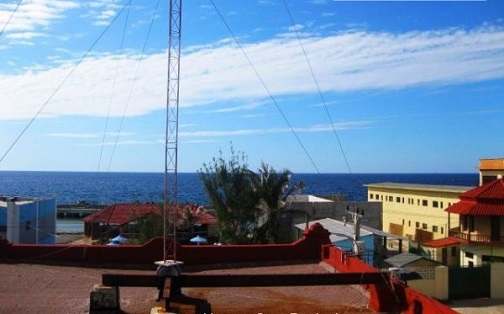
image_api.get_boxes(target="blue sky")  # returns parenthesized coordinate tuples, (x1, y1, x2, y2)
(0, 0, 503, 174)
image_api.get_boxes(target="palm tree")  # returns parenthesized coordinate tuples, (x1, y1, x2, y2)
(254, 162, 304, 243)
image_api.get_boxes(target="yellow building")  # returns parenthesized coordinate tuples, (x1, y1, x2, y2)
(365, 183, 471, 243)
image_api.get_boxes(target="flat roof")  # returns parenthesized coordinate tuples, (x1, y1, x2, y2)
(0, 262, 371, 313)
(288, 195, 333, 203)
(295, 218, 402, 241)
(364, 182, 473, 193)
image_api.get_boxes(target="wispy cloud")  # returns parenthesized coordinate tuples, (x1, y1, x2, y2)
(1, 24, 503, 121)
(45, 131, 136, 139)
(179, 120, 372, 139)
(45, 132, 100, 139)
(0, 0, 79, 44)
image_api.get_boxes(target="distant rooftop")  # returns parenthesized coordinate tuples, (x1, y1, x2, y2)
(0, 196, 54, 207)
(295, 218, 371, 243)
(479, 158, 504, 170)
(288, 195, 333, 203)
(364, 182, 473, 193)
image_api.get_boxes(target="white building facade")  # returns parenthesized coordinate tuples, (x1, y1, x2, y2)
(0, 197, 57, 244)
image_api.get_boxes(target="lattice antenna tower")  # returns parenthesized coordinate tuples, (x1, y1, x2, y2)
(163, 0, 182, 263)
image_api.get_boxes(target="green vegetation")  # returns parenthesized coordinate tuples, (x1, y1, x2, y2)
(199, 147, 304, 244)
(131, 212, 164, 244)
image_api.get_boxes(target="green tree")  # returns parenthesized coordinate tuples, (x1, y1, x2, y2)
(254, 162, 305, 243)
(178, 205, 206, 241)
(199, 148, 261, 244)
(133, 212, 164, 244)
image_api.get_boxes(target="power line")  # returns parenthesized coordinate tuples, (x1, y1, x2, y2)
(209, 0, 320, 174)
(0, 2, 131, 166)
(106, 0, 163, 172)
(0, 0, 23, 40)
(96, 0, 133, 173)
(282, 0, 353, 175)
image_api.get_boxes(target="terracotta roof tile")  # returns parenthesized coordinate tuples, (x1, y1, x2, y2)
(83, 203, 217, 225)
(446, 178, 504, 216)
(422, 237, 463, 248)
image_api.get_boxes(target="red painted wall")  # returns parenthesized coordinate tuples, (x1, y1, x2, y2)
(321, 244, 458, 314)
(0, 223, 331, 268)
(0, 224, 457, 313)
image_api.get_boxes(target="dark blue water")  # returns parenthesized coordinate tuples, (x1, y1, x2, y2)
(0, 171, 479, 205)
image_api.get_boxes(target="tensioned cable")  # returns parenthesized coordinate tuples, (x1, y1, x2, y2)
(106, 0, 163, 172)
(0, 2, 131, 166)
(282, 0, 353, 175)
(0, 0, 23, 39)
(96, 0, 132, 173)
(209, 0, 320, 174)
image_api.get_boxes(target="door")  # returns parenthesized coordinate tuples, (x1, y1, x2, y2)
(442, 248, 448, 265)
(491, 216, 501, 242)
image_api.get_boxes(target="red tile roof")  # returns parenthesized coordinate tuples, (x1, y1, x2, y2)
(83, 203, 217, 225)
(421, 237, 463, 248)
(446, 178, 504, 216)
(83, 203, 160, 225)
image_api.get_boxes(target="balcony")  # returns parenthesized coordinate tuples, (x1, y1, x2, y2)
(449, 229, 504, 246)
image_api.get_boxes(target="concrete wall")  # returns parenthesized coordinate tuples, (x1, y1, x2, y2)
(422, 245, 460, 267)
(407, 266, 449, 300)
(491, 263, 504, 299)
(284, 200, 382, 230)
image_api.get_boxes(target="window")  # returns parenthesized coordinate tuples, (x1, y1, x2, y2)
(441, 227, 444, 234)
(451, 246, 457, 257)
(370, 194, 374, 199)
(433, 201, 439, 208)
(422, 223, 428, 230)
(416, 222, 420, 228)
(408, 220, 411, 227)
(432, 225, 438, 233)
(389, 196, 393, 202)
(396, 197, 401, 203)
(422, 200, 428, 206)
(465, 252, 474, 258)
(402, 219, 405, 225)
(440, 202, 444, 208)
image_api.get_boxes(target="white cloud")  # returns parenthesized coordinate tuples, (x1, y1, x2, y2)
(0, 0, 79, 38)
(0, 24, 503, 121)
(179, 121, 372, 139)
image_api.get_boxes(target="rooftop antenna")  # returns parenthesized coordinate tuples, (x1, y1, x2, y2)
(155, 0, 183, 272)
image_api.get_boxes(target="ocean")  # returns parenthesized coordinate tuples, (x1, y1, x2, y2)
(0, 171, 478, 205)
(0, 171, 479, 233)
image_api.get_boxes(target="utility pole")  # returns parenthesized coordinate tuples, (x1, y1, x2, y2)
(346, 205, 365, 258)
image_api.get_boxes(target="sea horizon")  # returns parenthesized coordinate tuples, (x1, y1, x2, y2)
(1, 170, 479, 234)
(1, 171, 479, 205)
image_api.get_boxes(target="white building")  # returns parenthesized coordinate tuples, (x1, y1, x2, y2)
(0, 197, 57, 244)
